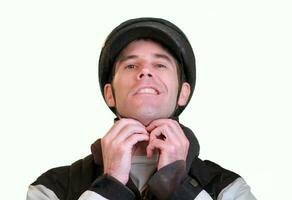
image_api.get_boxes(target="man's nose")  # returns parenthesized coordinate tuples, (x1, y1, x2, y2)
(137, 68, 153, 79)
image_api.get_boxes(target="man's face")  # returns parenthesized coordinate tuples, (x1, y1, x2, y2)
(104, 40, 190, 125)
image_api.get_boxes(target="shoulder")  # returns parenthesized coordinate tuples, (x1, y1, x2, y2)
(31, 165, 69, 199)
(189, 158, 241, 199)
(30, 155, 101, 200)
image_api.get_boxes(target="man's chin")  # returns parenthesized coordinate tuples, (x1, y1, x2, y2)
(125, 111, 168, 126)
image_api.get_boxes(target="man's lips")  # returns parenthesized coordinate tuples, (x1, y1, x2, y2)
(135, 87, 160, 95)
(136, 88, 159, 95)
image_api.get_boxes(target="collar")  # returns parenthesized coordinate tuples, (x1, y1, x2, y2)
(179, 123, 200, 171)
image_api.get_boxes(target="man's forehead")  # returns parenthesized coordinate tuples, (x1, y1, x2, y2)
(116, 39, 177, 63)
(118, 53, 174, 63)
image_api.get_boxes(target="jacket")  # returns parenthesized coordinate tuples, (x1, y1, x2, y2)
(27, 124, 256, 200)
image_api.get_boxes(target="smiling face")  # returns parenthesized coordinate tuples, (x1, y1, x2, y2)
(104, 39, 190, 125)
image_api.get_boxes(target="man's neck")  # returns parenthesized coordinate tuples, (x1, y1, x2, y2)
(115, 115, 155, 126)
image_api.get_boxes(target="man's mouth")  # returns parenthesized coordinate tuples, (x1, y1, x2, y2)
(135, 87, 160, 95)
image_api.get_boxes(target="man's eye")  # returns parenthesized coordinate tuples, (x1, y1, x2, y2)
(125, 64, 136, 69)
(156, 64, 167, 68)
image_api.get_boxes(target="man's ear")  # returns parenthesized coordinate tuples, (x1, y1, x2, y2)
(104, 83, 115, 107)
(178, 82, 191, 106)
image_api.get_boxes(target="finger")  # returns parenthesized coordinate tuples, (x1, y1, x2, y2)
(148, 119, 183, 139)
(150, 124, 178, 142)
(106, 118, 145, 139)
(147, 119, 169, 132)
(124, 133, 149, 148)
(113, 124, 148, 143)
(146, 122, 157, 132)
(146, 139, 166, 158)
(147, 119, 179, 132)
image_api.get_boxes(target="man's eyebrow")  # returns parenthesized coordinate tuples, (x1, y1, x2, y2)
(153, 53, 173, 63)
(117, 53, 174, 64)
(118, 55, 138, 63)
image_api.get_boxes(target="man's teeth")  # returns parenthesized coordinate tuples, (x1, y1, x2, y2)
(137, 88, 158, 94)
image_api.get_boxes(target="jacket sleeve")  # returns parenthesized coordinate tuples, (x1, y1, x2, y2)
(148, 160, 206, 200)
(26, 184, 109, 200)
(147, 161, 256, 200)
(27, 175, 135, 200)
(81, 174, 135, 200)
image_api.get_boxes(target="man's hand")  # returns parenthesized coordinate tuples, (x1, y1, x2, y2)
(101, 118, 149, 184)
(146, 119, 189, 170)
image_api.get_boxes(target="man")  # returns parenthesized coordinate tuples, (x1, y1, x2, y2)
(27, 18, 256, 200)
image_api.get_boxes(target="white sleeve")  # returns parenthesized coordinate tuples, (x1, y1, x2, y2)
(27, 185, 59, 200)
(195, 190, 214, 200)
(27, 185, 108, 200)
(217, 177, 257, 200)
(78, 191, 108, 200)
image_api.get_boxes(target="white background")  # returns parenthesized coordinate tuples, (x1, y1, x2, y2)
(0, 0, 291, 199)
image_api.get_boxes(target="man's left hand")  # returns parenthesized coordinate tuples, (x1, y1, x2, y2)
(146, 119, 189, 170)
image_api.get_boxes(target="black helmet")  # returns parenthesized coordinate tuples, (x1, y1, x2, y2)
(99, 17, 196, 116)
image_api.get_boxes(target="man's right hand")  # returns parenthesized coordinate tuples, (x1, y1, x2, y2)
(101, 118, 149, 185)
